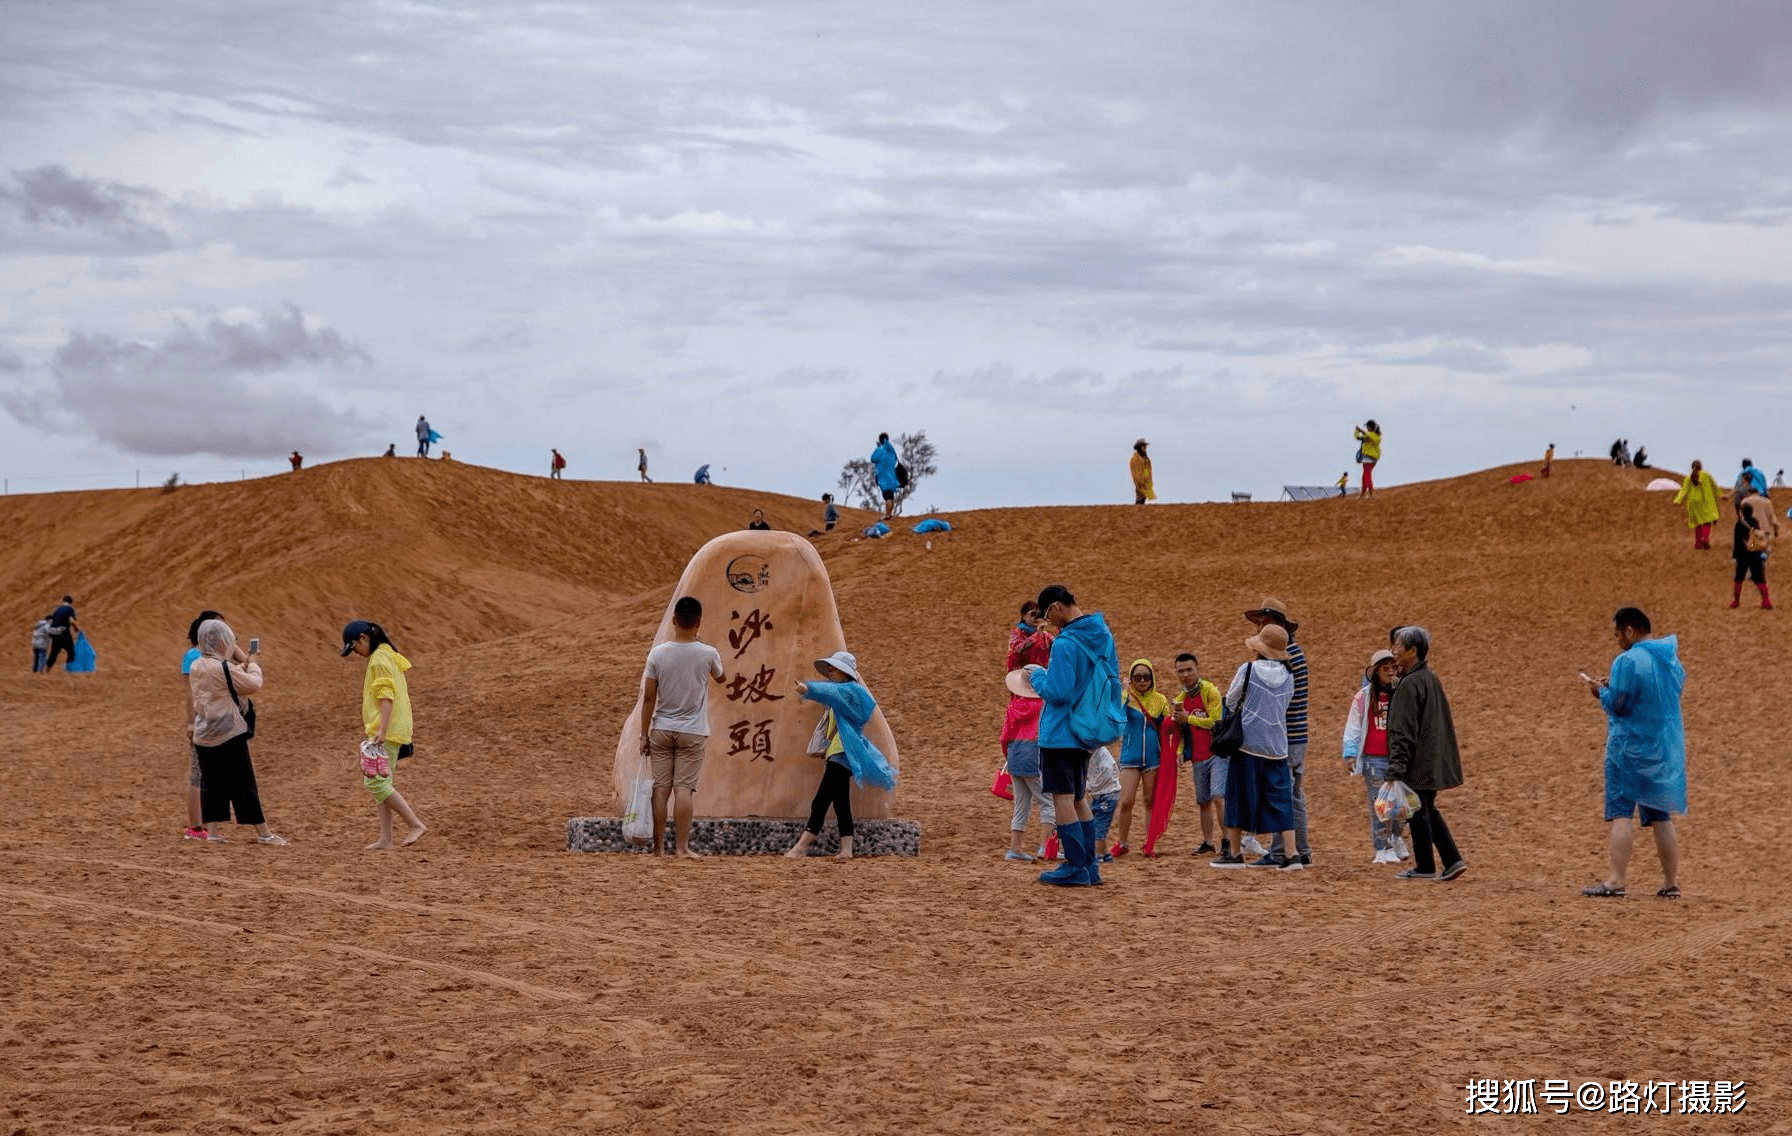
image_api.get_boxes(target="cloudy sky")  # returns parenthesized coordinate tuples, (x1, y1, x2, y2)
(3, 1, 1790, 506)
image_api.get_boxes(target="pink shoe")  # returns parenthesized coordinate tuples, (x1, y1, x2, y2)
(183, 827, 210, 841)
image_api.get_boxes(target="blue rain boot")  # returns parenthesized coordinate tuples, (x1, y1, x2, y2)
(1080, 819, 1103, 886)
(1038, 823, 1090, 885)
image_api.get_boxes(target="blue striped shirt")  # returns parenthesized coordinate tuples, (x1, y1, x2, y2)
(1285, 639, 1309, 745)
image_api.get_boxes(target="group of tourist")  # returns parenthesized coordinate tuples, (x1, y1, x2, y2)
(1674, 457, 1780, 609)
(1130, 420, 1382, 504)
(994, 588, 1689, 896)
(172, 609, 426, 850)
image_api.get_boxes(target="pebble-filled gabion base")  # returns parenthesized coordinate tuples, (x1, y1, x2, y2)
(566, 816, 922, 856)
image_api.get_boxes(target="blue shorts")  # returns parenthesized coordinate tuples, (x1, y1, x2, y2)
(1004, 739, 1041, 778)
(1089, 791, 1119, 841)
(1040, 747, 1090, 799)
(1118, 745, 1160, 771)
(1605, 799, 1672, 826)
(1194, 756, 1228, 804)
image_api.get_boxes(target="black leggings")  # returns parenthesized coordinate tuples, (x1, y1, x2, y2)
(1408, 788, 1461, 874)
(43, 633, 75, 670)
(195, 733, 266, 826)
(805, 761, 854, 837)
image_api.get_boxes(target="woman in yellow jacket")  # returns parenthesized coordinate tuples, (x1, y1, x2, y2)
(1353, 420, 1382, 497)
(341, 619, 427, 849)
(1130, 439, 1156, 505)
(1673, 459, 1721, 549)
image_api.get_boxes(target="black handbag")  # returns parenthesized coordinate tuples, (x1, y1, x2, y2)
(1208, 662, 1251, 757)
(222, 661, 257, 740)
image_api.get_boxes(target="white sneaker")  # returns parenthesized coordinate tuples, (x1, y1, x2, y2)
(1393, 836, 1410, 860)
(1241, 835, 1268, 857)
(1373, 848, 1400, 864)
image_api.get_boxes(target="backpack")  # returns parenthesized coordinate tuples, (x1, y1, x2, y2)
(895, 461, 911, 488)
(1061, 635, 1125, 749)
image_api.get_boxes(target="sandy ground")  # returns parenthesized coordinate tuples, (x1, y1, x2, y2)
(1, 457, 1785, 1134)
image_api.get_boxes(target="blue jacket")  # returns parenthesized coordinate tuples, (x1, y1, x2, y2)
(1599, 636, 1688, 816)
(802, 680, 897, 790)
(1029, 613, 1122, 750)
(1742, 464, 1768, 497)
(871, 441, 901, 493)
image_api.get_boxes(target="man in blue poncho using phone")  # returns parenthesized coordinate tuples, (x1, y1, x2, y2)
(1580, 606, 1687, 900)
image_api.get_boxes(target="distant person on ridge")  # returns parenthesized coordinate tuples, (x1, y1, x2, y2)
(1335, 471, 1348, 497)
(1353, 420, 1381, 497)
(809, 493, 838, 537)
(1776, 469, 1787, 489)
(747, 509, 771, 531)
(1386, 626, 1466, 882)
(693, 464, 712, 485)
(289, 450, 303, 472)
(40, 595, 79, 672)
(1673, 460, 1721, 549)
(638, 447, 651, 483)
(1580, 607, 1685, 899)
(550, 449, 565, 480)
(1129, 439, 1155, 505)
(1542, 443, 1555, 478)
(1633, 445, 1650, 470)
(382, 444, 396, 458)
(871, 433, 902, 520)
(1735, 457, 1768, 505)
(416, 415, 432, 458)
(1732, 492, 1777, 609)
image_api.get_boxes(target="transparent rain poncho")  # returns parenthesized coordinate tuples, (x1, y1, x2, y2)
(1600, 635, 1689, 816)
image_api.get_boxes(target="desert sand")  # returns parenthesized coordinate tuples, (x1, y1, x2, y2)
(0, 457, 1783, 1134)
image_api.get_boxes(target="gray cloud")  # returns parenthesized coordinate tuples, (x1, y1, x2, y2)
(1, 306, 373, 458)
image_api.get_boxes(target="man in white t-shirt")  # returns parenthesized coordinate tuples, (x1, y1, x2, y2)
(638, 596, 725, 857)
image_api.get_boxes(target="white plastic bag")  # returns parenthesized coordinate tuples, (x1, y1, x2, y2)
(621, 766, 655, 845)
(1374, 779, 1420, 823)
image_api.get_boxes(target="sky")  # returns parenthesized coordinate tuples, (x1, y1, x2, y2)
(3, 1, 1791, 507)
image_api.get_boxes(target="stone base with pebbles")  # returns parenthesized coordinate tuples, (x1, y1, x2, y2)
(566, 817, 922, 857)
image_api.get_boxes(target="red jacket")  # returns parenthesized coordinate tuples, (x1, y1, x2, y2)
(1001, 624, 1052, 745)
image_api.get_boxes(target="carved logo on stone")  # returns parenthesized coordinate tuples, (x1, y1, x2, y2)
(726, 555, 771, 593)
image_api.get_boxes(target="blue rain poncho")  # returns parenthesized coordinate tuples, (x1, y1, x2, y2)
(1599, 635, 1688, 816)
(913, 518, 951, 534)
(66, 632, 97, 673)
(801, 680, 897, 790)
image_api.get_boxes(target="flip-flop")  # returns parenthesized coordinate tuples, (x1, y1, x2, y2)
(1656, 886, 1682, 900)
(1581, 882, 1626, 898)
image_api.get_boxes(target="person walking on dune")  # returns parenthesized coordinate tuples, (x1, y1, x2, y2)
(1732, 492, 1778, 609)
(1734, 457, 1768, 505)
(550, 449, 566, 480)
(1353, 420, 1381, 497)
(871, 433, 902, 520)
(1580, 607, 1686, 899)
(416, 415, 432, 458)
(1023, 584, 1123, 887)
(1674, 460, 1721, 549)
(1386, 626, 1465, 881)
(1542, 443, 1555, 479)
(343, 620, 427, 849)
(639, 597, 725, 858)
(1129, 439, 1155, 505)
(638, 448, 651, 483)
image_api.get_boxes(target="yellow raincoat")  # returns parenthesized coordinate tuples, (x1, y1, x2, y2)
(1673, 470, 1720, 529)
(1130, 450, 1156, 502)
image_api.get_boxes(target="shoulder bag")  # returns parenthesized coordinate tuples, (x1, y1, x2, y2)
(222, 660, 257, 740)
(1208, 663, 1251, 757)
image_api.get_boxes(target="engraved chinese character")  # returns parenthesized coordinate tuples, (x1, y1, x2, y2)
(726, 718, 775, 762)
(726, 664, 787, 704)
(728, 608, 774, 660)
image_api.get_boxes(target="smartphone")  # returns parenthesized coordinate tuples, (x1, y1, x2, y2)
(249, 638, 260, 654)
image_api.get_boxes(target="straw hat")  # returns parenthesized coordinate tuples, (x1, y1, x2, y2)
(1244, 596, 1299, 632)
(1005, 666, 1041, 698)
(814, 650, 862, 682)
(1245, 623, 1291, 661)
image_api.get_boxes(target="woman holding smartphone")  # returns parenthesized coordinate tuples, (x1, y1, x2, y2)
(187, 618, 286, 844)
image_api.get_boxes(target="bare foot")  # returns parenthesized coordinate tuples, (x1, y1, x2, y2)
(366, 839, 393, 850)
(833, 850, 852, 862)
(783, 844, 809, 859)
(401, 825, 428, 847)
(678, 849, 704, 860)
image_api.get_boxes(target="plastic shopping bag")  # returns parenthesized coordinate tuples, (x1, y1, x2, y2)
(990, 766, 1014, 800)
(1374, 779, 1420, 823)
(621, 766, 655, 845)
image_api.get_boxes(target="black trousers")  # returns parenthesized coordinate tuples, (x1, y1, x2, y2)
(195, 733, 266, 826)
(43, 632, 75, 670)
(1409, 788, 1461, 874)
(805, 761, 854, 837)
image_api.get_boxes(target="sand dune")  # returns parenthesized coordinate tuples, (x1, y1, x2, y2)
(1, 457, 1783, 1133)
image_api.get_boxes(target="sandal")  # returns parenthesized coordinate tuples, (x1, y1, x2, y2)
(1656, 886, 1682, 900)
(256, 833, 289, 846)
(1580, 882, 1625, 898)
